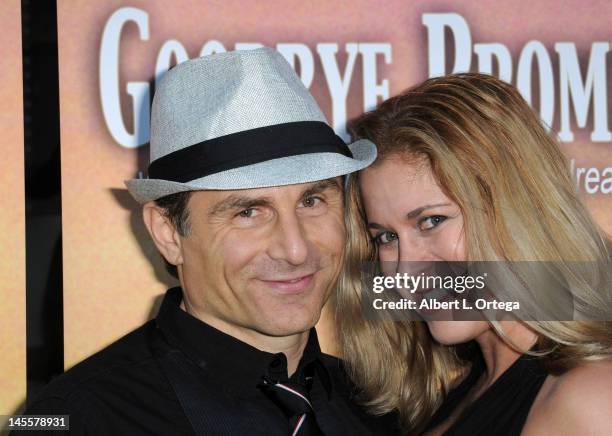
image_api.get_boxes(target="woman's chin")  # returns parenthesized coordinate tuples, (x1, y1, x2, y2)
(427, 320, 489, 345)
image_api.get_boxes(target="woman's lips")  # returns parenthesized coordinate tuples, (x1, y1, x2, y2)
(259, 274, 314, 294)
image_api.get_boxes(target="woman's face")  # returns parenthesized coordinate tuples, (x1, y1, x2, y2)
(359, 156, 489, 345)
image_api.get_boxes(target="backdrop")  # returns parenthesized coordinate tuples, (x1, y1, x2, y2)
(53, 0, 612, 370)
(0, 0, 26, 422)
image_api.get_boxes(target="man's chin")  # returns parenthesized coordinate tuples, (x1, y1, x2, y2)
(254, 311, 321, 338)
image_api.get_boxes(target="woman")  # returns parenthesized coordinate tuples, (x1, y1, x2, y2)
(337, 73, 612, 435)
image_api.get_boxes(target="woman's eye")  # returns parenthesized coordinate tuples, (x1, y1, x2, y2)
(374, 231, 398, 245)
(418, 215, 447, 230)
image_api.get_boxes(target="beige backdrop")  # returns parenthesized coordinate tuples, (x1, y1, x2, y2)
(0, 0, 26, 423)
(57, 0, 612, 370)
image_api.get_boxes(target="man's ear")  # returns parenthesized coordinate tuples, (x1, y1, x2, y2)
(142, 202, 184, 266)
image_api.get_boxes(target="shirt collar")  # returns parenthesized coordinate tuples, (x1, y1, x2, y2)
(155, 287, 332, 397)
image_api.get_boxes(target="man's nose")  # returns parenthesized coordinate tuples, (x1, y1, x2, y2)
(267, 211, 309, 266)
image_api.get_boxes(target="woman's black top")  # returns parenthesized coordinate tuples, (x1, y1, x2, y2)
(424, 352, 548, 435)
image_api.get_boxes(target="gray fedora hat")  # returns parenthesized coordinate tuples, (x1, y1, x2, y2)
(125, 47, 377, 204)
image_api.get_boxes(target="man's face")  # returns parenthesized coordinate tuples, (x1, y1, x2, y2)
(177, 178, 345, 338)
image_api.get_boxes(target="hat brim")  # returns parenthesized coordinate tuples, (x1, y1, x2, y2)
(124, 138, 376, 204)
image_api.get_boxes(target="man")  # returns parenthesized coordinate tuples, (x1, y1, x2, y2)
(23, 48, 400, 435)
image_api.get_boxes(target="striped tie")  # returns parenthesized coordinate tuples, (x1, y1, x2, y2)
(260, 377, 324, 435)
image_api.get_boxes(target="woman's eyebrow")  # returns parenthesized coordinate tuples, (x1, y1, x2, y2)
(367, 203, 452, 230)
(405, 203, 451, 219)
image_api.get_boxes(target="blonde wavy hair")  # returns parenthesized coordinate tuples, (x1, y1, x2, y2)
(336, 73, 612, 433)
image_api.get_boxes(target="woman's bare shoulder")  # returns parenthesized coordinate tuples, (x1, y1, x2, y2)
(523, 359, 612, 435)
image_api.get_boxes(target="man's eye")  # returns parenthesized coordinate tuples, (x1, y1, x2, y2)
(418, 215, 447, 230)
(237, 208, 256, 218)
(373, 231, 398, 245)
(301, 196, 322, 208)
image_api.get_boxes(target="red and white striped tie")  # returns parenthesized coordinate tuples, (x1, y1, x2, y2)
(260, 378, 323, 435)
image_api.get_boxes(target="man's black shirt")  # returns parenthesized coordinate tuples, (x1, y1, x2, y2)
(23, 288, 402, 435)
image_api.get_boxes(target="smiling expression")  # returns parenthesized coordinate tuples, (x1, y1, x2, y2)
(359, 156, 490, 344)
(177, 178, 346, 339)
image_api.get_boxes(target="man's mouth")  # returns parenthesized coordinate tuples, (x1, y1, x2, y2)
(258, 273, 316, 294)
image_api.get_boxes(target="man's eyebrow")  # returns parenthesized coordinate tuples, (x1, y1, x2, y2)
(366, 203, 451, 229)
(301, 178, 342, 198)
(208, 179, 342, 216)
(208, 195, 273, 216)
